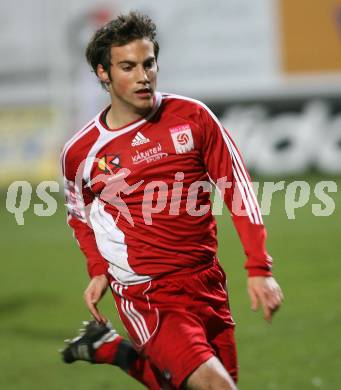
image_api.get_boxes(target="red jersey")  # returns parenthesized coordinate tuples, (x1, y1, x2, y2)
(61, 92, 272, 284)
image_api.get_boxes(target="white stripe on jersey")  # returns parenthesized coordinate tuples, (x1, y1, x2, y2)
(112, 281, 160, 345)
(117, 285, 147, 345)
(218, 127, 261, 224)
(129, 301, 151, 340)
(61, 118, 95, 158)
(221, 127, 263, 224)
(127, 301, 150, 342)
(61, 120, 95, 175)
(114, 284, 150, 345)
(90, 198, 152, 285)
(124, 298, 148, 344)
(163, 93, 263, 225)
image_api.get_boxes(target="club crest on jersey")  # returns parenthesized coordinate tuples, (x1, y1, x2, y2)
(98, 154, 121, 173)
(131, 131, 150, 146)
(169, 124, 194, 154)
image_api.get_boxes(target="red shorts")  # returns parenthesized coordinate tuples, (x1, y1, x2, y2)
(109, 261, 238, 388)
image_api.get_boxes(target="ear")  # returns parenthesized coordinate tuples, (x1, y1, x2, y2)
(96, 64, 110, 84)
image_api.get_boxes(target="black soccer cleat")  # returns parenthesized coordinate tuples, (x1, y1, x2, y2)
(61, 320, 119, 364)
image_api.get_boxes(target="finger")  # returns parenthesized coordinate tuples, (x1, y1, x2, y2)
(268, 280, 284, 303)
(88, 299, 107, 324)
(266, 288, 283, 310)
(88, 302, 102, 323)
(263, 295, 282, 321)
(257, 291, 273, 322)
(273, 291, 284, 308)
(84, 291, 102, 321)
(248, 288, 259, 311)
(85, 286, 103, 307)
(267, 294, 281, 310)
(268, 301, 278, 311)
(263, 304, 272, 322)
(99, 313, 108, 324)
(88, 300, 107, 324)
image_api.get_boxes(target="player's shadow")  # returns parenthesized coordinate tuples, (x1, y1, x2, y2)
(0, 293, 68, 340)
(0, 293, 60, 315)
(5, 325, 66, 341)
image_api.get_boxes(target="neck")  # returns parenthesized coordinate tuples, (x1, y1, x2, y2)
(106, 94, 153, 130)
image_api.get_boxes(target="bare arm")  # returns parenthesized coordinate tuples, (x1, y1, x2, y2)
(83, 274, 109, 323)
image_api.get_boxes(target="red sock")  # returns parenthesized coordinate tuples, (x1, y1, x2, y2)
(129, 356, 170, 390)
(93, 337, 171, 389)
(93, 335, 123, 363)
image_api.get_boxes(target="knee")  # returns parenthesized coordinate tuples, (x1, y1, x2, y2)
(185, 356, 237, 390)
(188, 376, 236, 390)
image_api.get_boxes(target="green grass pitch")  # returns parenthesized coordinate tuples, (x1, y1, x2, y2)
(0, 175, 340, 389)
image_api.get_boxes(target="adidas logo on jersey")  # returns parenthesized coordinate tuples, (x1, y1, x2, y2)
(131, 132, 150, 146)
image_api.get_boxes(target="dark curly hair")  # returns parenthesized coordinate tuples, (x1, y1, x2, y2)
(86, 11, 159, 90)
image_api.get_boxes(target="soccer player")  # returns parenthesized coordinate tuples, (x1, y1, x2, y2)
(60, 12, 283, 390)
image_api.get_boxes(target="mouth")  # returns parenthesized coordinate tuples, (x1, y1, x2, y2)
(134, 87, 153, 98)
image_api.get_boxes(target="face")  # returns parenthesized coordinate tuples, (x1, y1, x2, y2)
(98, 38, 158, 116)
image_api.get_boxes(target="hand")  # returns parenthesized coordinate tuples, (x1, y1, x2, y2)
(247, 276, 284, 322)
(83, 274, 109, 324)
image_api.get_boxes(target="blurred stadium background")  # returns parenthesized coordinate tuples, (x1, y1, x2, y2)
(1, 0, 340, 389)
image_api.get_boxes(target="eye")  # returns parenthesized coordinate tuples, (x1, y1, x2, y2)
(144, 59, 155, 70)
(122, 66, 132, 72)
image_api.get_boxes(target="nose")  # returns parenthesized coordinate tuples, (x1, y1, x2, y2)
(137, 65, 149, 83)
